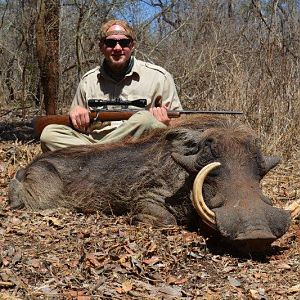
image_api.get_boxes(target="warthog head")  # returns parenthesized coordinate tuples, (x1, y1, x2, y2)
(171, 122, 290, 253)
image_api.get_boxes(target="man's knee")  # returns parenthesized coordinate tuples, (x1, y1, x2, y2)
(129, 111, 166, 130)
(40, 124, 66, 144)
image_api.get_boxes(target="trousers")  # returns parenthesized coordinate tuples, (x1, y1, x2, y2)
(40, 110, 166, 151)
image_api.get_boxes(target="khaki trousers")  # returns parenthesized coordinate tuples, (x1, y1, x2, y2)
(40, 111, 166, 151)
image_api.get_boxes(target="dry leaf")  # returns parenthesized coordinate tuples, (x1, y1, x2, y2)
(277, 263, 291, 270)
(0, 292, 23, 300)
(2, 258, 10, 267)
(115, 281, 133, 294)
(285, 200, 300, 219)
(288, 284, 300, 294)
(182, 232, 197, 242)
(202, 292, 217, 300)
(0, 281, 15, 287)
(119, 255, 132, 270)
(45, 216, 63, 228)
(166, 275, 177, 284)
(122, 280, 133, 293)
(158, 285, 182, 297)
(124, 245, 135, 255)
(28, 259, 40, 268)
(77, 295, 91, 300)
(68, 259, 79, 268)
(11, 251, 22, 265)
(174, 277, 188, 285)
(63, 290, 89, 298)
(228, 276, 241, 287)
(86, 253, 101, 267)
(147, 241, 157, 253)
(223, 266, 235, 273)
(142, 256, 160, 265)
(249, 289, 260, 299)
(6, 165, 15, 178)
(120, 261, 132, 269)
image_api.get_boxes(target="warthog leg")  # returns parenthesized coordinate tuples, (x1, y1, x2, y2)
(132, 201, 177, 227)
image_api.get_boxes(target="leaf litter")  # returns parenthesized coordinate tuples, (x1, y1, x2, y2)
(0, 119, 299, 299)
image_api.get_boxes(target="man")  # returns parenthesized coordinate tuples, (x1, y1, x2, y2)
(40, 19, 182, 151)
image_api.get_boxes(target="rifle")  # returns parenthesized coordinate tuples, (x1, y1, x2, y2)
(33, 108, 243, 138)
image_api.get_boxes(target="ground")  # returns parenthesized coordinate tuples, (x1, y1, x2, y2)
(0, 112, 299, 299)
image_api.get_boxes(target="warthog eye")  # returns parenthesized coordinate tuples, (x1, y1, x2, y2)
(203, 137, 215, 148)
(204, 137, 220, 157)
(196, 137, 219, 167)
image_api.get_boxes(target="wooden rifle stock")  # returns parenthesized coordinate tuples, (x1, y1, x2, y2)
(33, 110, 181, 138)
(33, 109, 242, 138)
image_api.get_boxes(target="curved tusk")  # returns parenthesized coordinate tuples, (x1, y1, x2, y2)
(192, 162, 221, 230)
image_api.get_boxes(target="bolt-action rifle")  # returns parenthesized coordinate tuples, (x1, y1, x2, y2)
(33, 98, 243, 138)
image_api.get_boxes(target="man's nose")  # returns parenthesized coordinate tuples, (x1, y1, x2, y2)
(113, 42, 122, 50)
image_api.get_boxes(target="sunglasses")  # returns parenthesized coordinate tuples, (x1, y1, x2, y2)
(104, 39, 132, 48)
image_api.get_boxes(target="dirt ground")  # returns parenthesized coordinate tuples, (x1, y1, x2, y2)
(0, 113, 299, 299)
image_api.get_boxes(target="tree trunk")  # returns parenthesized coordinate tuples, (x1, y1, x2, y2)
(228, 0, 234, 19)
(36, 0, 60, 115)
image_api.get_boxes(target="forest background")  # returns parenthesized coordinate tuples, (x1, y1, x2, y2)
(0, 0, 299, 158)
(0, 2, 299, 298)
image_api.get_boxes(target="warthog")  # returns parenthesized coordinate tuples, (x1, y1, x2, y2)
(8, 116, 291, 253)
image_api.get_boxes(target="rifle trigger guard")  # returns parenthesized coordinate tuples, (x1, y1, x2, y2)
(94, 111, 101, 122)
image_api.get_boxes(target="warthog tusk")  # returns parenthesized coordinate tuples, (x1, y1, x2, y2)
(192, 162, 221, 230)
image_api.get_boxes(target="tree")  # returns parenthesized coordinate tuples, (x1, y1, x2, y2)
(36, 0, 60, 115)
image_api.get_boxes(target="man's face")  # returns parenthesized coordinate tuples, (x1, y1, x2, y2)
(100, 24, 135, 71)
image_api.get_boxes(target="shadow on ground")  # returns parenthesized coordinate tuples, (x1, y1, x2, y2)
(205, 235, 289, 261)
(0, 121, 36, 142)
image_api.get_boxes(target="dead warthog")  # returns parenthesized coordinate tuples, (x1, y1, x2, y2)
(9, 116, 291, 253)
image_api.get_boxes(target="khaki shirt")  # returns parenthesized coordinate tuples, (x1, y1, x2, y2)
(71, 57, 182, 110)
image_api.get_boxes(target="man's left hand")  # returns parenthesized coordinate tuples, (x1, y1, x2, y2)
(150, 103, 170, 126)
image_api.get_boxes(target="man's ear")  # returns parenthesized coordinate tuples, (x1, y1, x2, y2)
(131, 40, 136, 51)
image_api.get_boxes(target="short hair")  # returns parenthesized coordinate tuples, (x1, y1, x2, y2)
(99, 19, 136, 41)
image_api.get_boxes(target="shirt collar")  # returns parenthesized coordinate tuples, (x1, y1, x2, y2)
(99, 57, 140, 81)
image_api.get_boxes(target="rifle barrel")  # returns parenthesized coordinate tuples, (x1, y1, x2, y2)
(33, 109, 243, 138)
(177, 110, 243, 115)
(91, 109, 243, 116)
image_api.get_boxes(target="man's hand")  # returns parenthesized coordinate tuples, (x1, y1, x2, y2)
(150, 103, 171, 126)
(69, 105, 90, 132)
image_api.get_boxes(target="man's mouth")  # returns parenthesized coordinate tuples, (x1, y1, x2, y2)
(112, 53, 123, 58)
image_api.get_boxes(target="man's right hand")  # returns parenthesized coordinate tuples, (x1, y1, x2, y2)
(69, 105, 90, 132)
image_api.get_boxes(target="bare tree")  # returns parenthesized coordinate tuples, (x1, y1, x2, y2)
(0, 0, 299, 156)
(36, 0, 60, 115)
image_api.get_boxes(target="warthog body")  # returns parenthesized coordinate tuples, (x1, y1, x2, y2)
(9, 116, 290, 252)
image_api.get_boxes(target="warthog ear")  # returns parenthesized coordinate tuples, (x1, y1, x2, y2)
(165, 128, 199, 155)
(171, 152, 198, 173)
(166, 128, 209, 173)
(261, 155, 281, 176)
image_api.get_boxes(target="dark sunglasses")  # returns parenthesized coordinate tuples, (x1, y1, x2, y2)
(104, 39, 132, 48)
